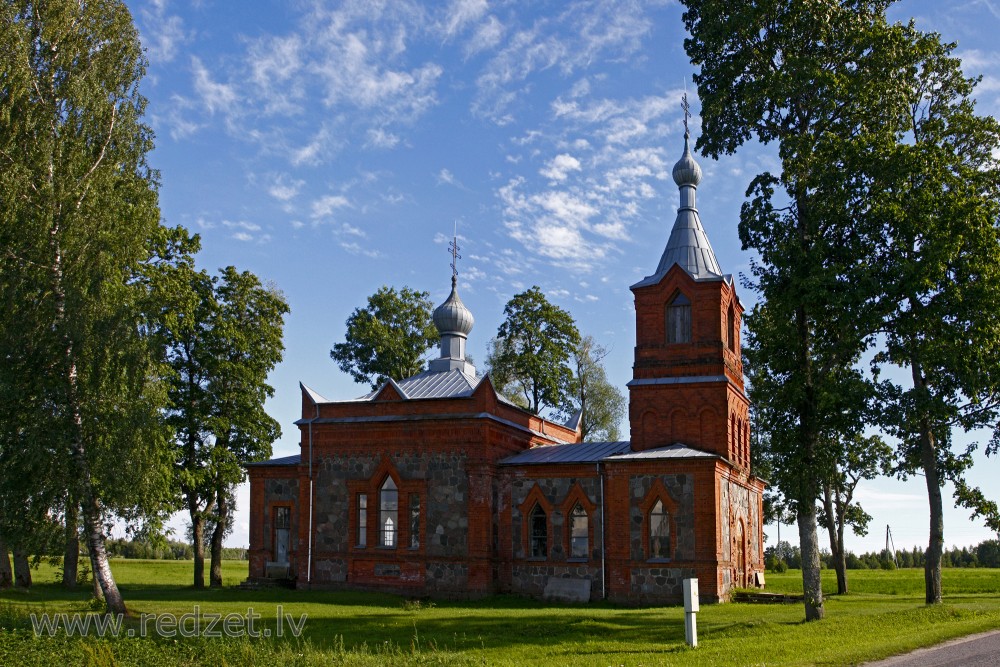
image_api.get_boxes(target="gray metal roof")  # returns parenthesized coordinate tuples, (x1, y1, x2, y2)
(501, 441, 719, 466)
(246, 454, 301, 467)
(500, 441, 631, 465)
(359, 368, 482, 401)
(632, 134, 723, 288)
(608, 443, 718, 461)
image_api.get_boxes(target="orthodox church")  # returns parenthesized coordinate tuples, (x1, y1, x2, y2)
(247, 129, 765, 604)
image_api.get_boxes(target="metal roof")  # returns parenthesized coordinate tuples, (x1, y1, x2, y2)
(631, 134, 724, 288)
(359, 368, 482, 401)
(246, 454, 301, 467)
(500, 441, 631, 466)
(501, 441, 720, 466)
(608, 443, 718, 461)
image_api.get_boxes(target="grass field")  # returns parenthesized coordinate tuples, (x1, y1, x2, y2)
(2, 560, 999, 666)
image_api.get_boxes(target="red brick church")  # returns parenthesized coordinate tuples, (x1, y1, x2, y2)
(247, 131, 765, 603)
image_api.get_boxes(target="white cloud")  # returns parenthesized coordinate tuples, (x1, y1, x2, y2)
(464, 15, 504, 57)
(540, 153, 582, 182)
(267, 174, 305, 201)
(191, 57, 238, 116)
(366, 128, 401, 149)
(311, 194, 351, 219)
(437, 168, 461, 187)
(139, 0, 190, 64)
(232, 232, 254, 242)
(223, 220, 262, 232)
(440, 0, 489, 38)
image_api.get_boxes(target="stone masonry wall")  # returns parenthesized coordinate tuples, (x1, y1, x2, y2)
(628, 474, 695, 561)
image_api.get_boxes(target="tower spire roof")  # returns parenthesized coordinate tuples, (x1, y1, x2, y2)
(632, 99, 722, 288)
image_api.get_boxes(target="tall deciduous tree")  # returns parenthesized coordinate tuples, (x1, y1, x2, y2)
(682, 0, 917, 620)
(330, 286, 439, 389)
(0, 0, 174, 615)
(155, 254, 288, 589)
(559, 336, 627, 441)
(205, 267, 287, 587)
(487, 286, 580, 415)
(819, 433, 892, 595)
(866, 39, 1000, 604)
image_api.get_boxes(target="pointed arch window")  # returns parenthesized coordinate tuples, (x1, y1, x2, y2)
(666, 292, 692, 343)
(570, 504, 589, 559)
(530, 505, 548, 558)
(727, 302, 738, 352)
(649, 499, 671, 559)
(379, 477, 398, 547)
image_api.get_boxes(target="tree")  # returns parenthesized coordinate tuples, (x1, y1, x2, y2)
(559, 336, 626, 441)
(0, 534, 11, 589)
(486, 286, 580, 415)
(155, 255, 287, 589)
(204, 267, 287, 587)
(0, 0, 176, 615)
(331, 286, 439, 389)
(682, 0, 921, 620)
(865, 38, 1000, 603)
(819, 433, 892, 595)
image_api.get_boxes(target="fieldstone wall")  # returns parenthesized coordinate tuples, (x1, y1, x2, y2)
(425, 561, 468, 592)
(629, 566, 696, 603)
(425, 453, 469, 556)
(720, 480, 731, 561)
(510, 476, 602, 561)
(512, 564, 602, 599)
(312, 557, 347, 583)
(628, 474, 695, 561)
(308, 451, 469, 585)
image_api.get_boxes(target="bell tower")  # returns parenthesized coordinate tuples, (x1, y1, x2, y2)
(627, 125, 749, 466)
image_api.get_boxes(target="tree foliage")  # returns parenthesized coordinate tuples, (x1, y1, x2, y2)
(153, 248, 288, 588)
(682, 0, 923, 620)
(486, 286, 580, 415)
(559, 336, 626, 441)
(863, 35, 1000, 603)
(0, 0, 175, 614)
(330, 286, 439, 389)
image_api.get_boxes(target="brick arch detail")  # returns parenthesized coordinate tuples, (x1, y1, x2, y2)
(518, 484, 555, 559)
(559, 482, 597, 560)
(639, 478, 680, 560)
(347, 456, 423, 554)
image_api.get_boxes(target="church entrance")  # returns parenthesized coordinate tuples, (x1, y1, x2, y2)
(274, 507, 290, 564)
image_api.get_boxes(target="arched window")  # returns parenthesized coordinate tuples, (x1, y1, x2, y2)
(530, 504, 547, 558)
(727, 302, 737, 352)
(649, 499, 671, 559)
(379, 477, 398, 547)
(570, 504, 589, 559)
(666, 292, 692, 343)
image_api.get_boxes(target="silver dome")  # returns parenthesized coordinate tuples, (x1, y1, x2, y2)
(433, 280, 474, 336)
(672, 132, 702, 188)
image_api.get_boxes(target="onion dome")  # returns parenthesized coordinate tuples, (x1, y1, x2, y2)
(433, 277, 474, 337)
(672, 132, 703, 188)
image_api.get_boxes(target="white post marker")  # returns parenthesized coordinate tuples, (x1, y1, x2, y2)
(683, 577, 699, 647)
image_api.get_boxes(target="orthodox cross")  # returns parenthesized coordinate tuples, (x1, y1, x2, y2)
(448, 223, 461, 284)
(681, 92, 691, 135)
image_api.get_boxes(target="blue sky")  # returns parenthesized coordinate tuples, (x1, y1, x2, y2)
(128, 0, 1000, 554)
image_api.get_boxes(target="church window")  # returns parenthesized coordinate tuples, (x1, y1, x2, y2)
(649, 500, 671, 559)
(666, 292, 692, 343)
(357, 494, 367, 547)
(379, 477, 398, 548)
(727, 302, 737, 352)
(570, 504, 589, 559)
(409, 494, 420, 549)
(530, 505, 547, 558)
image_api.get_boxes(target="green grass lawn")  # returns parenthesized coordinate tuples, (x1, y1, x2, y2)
(2, 561, 999, 666)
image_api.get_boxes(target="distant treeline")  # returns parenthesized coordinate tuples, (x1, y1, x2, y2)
(103, 538, 248, 561)
(766, 539, 1000, 572)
